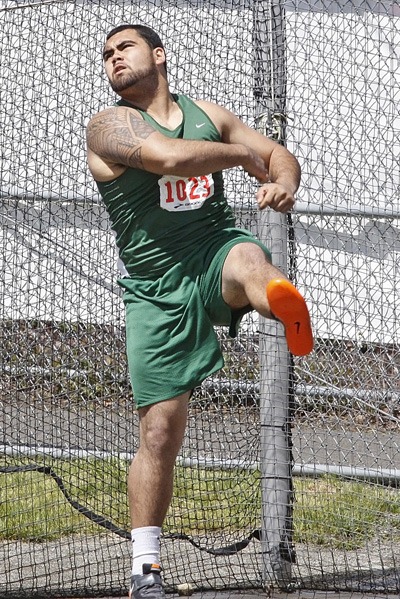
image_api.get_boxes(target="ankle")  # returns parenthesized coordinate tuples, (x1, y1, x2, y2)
(131, 526, 161, 577)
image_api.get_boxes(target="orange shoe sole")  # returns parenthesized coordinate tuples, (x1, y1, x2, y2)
(266, 278, 314, 356)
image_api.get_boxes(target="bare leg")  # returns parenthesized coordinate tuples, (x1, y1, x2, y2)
(222, 242, 286, 316)
(222, 242, 313, 355)
(128, 392, 190, 528)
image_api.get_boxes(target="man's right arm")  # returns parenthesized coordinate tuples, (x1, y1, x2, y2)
(86, 106, 268, 182)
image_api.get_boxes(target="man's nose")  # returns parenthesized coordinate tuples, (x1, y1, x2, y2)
(112, 51, 123, 64)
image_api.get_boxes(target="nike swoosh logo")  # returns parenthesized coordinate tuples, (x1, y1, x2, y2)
(196, 123, 206, 128)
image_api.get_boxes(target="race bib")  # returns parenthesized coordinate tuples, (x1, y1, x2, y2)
(159, 174, 214, 212)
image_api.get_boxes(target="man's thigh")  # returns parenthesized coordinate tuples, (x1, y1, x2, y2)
(221, 241, 274, 311)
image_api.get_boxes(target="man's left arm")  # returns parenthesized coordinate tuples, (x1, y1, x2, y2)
(197, 101, 301, 213)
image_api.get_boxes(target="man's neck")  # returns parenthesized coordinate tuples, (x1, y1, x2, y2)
(120, 88, 182, 130)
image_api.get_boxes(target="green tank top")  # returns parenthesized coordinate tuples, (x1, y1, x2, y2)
(96, 94, 236, 279)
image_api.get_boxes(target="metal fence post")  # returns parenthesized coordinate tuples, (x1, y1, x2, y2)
(253, 0, 295, 588)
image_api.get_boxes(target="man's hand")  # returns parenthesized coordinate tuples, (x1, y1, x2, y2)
(256, 182, 296, 213)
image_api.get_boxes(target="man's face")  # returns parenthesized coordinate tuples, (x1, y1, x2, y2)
(103, 29, 160, 93)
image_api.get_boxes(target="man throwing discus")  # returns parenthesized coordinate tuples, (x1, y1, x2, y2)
(86, 23, 313, 599)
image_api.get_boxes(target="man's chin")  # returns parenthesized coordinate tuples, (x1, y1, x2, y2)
(111, 81, 132, 93)
(110, 76, 137, 93)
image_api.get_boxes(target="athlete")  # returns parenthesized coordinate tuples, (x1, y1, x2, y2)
(86, 24, 313, 599)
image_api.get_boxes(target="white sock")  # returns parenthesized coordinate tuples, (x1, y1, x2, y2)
(131, 526, 161, 576)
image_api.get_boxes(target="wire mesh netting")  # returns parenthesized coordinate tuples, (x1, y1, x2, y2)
(0, 0, 399, 597)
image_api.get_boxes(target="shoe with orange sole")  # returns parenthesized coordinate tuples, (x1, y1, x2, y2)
(266, 278, 314, 356)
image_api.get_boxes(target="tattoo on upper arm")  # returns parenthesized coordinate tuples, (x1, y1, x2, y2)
(86, 108, 155, 169)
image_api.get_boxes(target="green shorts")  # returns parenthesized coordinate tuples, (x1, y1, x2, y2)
(118, 229, 271, 408)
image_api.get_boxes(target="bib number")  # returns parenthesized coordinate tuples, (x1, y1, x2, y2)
(159, 174, 214, 212)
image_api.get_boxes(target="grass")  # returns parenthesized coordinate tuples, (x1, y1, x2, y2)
(1, 459, 400, 550)
(294, 476, 400, 549)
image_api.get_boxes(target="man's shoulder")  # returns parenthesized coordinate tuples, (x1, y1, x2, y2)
(191, 99, 234, 133)
(190, 98, 217, 111)
(175, 94, 216, 111)
(88, 103, 141, 123)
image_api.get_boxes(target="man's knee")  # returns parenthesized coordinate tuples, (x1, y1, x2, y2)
(224, 242, 272, 281)
(222, 243, 276, 309)
(140, 422, 178, 455)
(138, 395, 189, 458)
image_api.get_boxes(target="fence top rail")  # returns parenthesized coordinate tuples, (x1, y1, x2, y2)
(1, 189, 399, 220)
(295, 202, 400, 219)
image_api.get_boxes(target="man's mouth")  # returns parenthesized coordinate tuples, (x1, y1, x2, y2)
(114, 64, 126, 75)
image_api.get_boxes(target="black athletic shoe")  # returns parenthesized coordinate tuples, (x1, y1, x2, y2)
(129, 564, 165, 599)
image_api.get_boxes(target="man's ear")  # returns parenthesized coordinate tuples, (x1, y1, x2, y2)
(154, 47, 166, 69)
